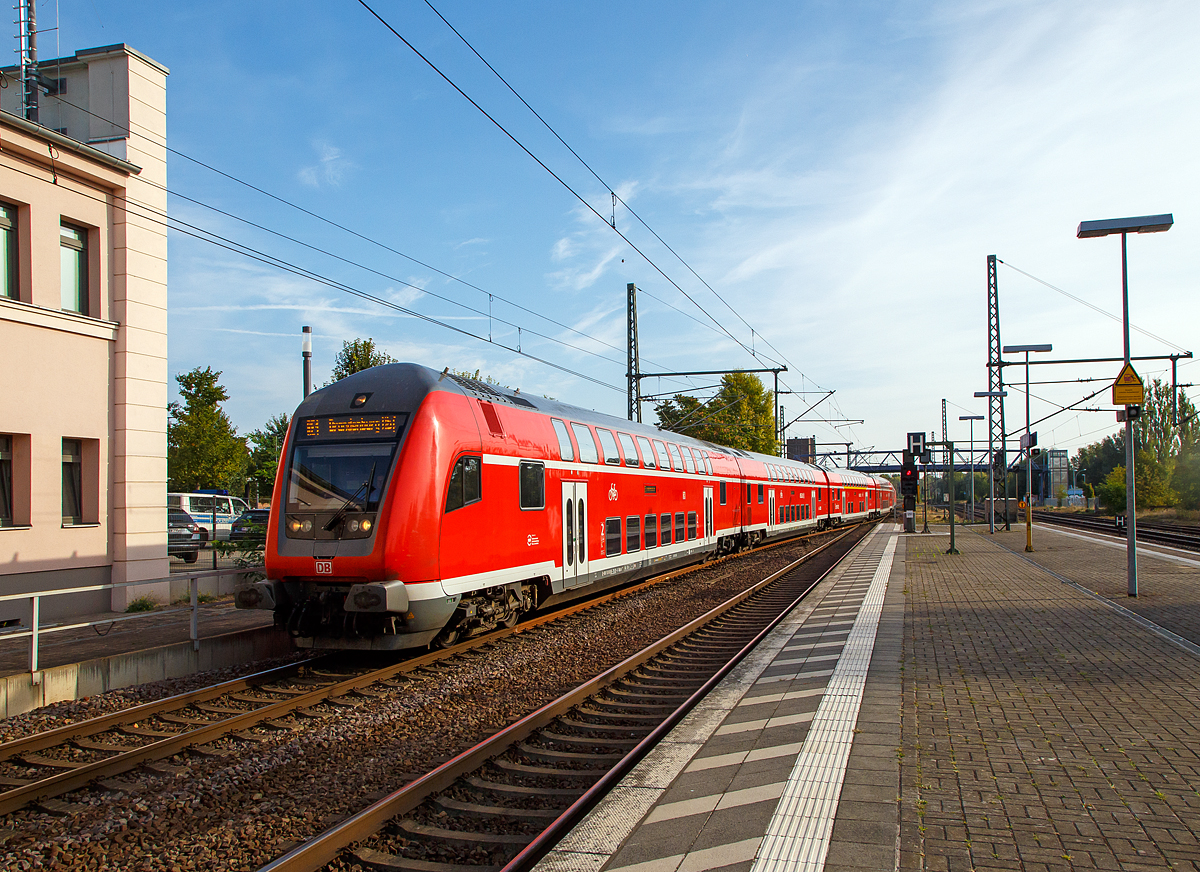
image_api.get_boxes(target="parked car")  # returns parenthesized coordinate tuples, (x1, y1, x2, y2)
(167, 492, 252, 541)
(230, 509, 271, 544)
(168, 510, 206, 563)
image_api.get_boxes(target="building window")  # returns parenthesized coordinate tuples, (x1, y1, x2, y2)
(644, 514, 657, 549)
(0, 436, 12, 526)
(605, 517, 622, 556)
(626, 516, 640, 553)
(60, 223, 88, 315)
(445, 455, 482, 512)
(62, 439, 83, 525)
(0, 204, 16, 300)
(519, 460, 544, 509)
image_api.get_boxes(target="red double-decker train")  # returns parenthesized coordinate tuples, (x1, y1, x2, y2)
(236, 363, 894, 650)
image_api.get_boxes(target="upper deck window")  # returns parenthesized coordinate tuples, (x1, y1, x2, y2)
(681, 447, 695, 474)
(667, 443, 684, 472)
(618, 433, 640, 467)
(551, 418, 575, 461)
(571, 423, 601, 464)
(596, 428, 621, 465)
(636, 436, 656, 469)
(653, 440, 671, 470)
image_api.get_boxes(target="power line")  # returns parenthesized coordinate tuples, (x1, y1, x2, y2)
(0, 152, 625, 392)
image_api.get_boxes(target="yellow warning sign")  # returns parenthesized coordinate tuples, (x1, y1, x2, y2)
(1112, 362, 1144, 405)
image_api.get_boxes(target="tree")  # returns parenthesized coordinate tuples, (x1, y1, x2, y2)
(1093, 451, 1175, 513)
(246, 414, 290, 504)
(1133, 378, 1199, 466)
(1171, 443, 1200, 509)
(168, 367, 248, 493)
(330, 338, 395, 383)
(1073, 433, 1125, 492)
(1097, 466, 1125, 512)
(655, 372, 777, 455)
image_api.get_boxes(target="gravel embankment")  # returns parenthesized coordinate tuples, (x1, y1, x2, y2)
(1, 538, 829, 871)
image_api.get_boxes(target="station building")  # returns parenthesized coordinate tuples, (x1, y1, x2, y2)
(0, 44, 169, 617)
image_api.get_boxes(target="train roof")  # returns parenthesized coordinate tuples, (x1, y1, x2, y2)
(303, 363, 891, 488)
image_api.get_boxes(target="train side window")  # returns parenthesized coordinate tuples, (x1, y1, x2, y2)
(747, 483, 752, 503)
(519, 460, 545, 510)
(682, 448, 695, 474)
(445, 455, 482, 512)
(668, 443, 684, 471)
(551, 418, 575, 462)
(675, 512, 685, 542)
(605, 517, 622, 556)
(719, 481, 727, 505)
(626, 516, 641, 552)
(571, 423, 601, 463)
(660, 513, 672, 545)
(618, 432, 640, 467)
(636, 436, 656, 469)
(653, 440, 671, 470)
(687, 512, 697, 540)
(644, 514, 657, 549)
(596, 428, 622, 465)
(758, 483, 764, 504)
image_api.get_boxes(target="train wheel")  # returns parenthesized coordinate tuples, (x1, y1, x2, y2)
(431, 624, 462, 649)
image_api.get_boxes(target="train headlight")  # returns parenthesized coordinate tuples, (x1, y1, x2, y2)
(361, 518, 372, 532)
(288, 517, 302, 533)
(301, 519, 313, 533)
(348, 519, 360, 532)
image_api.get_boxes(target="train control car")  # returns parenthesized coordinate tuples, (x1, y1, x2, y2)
(235, 363, 895, 651)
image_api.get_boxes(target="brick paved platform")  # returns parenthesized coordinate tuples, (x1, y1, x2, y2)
(538, 522, 1200, 872)
(902, 527, 1200, 871)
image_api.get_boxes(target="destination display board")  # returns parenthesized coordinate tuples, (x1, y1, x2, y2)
(299, 413, 407, 440)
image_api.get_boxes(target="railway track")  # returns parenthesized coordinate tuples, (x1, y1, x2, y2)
(0, 523, 864, 824)
(257, 523, 873, 872)
(1031, 510, 1200, 551)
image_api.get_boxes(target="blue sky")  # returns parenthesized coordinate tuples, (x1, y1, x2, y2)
(46, 1, 1200, 460)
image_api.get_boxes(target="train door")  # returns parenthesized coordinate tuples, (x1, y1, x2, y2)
(768, 489, 776, 532)
(703, 486, 714, 543)
(561, 481, 589, 588)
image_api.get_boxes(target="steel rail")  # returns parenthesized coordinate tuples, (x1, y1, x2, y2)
(0, 523, 859, 817)
(256, 524, 868, 872)
(1031, 511, 1200, 552)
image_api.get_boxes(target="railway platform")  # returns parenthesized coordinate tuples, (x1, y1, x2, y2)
(538, 520, 1200, 872)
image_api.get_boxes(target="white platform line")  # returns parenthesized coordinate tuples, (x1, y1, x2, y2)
(750, 533, 897, 872)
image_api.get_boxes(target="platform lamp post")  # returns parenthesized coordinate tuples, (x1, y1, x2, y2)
(974, 391, 1008, 533)
(302, 326, 313, 399)
(1078, 213, 1173, 597)
(1002, 344, 1052, 552)
(959, 415, 984, 524)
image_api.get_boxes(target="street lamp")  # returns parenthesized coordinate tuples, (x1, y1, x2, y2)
(959, 415, 984, 524)
(1078, 213, 1173, 597)
(302, 326, 313, 398)
(1002, 344, 1052, 552)
(975, 390, 1008, 533)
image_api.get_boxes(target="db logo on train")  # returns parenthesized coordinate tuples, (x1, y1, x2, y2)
(315, 560, 333, 575)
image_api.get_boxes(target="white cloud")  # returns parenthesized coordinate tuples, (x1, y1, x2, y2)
(297, 141, 352, 188)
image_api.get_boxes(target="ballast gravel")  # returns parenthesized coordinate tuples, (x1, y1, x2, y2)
(0, 537, 830, 871)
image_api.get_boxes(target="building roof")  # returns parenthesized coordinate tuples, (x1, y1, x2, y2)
(0, 109, 141, 175)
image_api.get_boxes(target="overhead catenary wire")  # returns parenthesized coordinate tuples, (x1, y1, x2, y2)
(40, 89, 713, 395)
(0, 153, 625, 393)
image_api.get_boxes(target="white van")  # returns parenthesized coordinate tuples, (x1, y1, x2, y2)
(167, 492, 251, 541)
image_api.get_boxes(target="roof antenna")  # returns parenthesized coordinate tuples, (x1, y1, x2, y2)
(439, 366, 449, 381)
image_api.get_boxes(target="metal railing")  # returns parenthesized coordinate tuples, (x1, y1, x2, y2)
(0, 565, 264, 681)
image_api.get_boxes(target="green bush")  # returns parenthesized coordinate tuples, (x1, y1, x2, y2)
(125, 595, 157, 613)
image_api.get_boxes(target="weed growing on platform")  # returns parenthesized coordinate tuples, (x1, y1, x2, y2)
(125, 595, 156, 613)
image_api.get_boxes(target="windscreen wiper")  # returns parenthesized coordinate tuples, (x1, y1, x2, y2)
(324, 462, 377, 532)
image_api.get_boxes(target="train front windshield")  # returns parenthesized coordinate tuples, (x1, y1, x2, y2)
(287, 413, 407, 513)
(287, 442, 395, 513)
